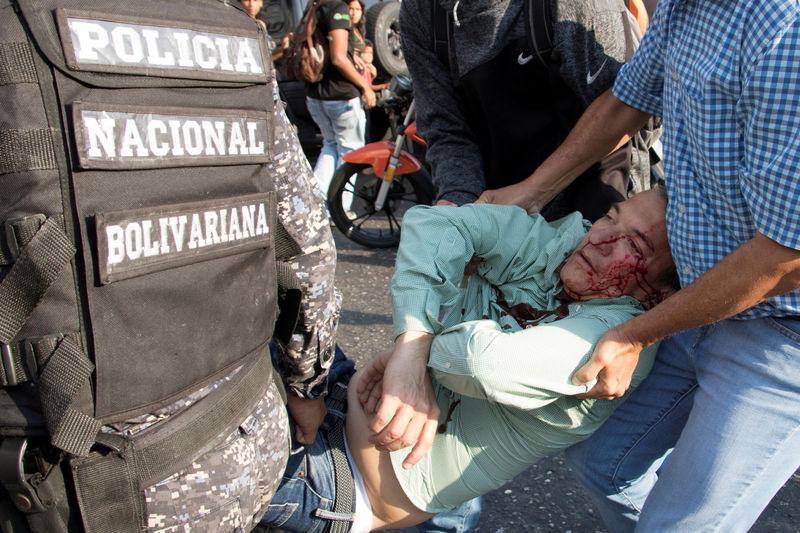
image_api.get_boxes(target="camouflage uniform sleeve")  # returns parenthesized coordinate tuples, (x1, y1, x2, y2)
(269, 80, 341, 399)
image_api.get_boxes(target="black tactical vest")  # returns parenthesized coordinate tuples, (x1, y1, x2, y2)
(0, 0, 292, 530)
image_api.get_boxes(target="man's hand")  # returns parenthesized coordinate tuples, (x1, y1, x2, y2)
(476, 181, 540, 213)
(286, 396, 327, 444)
(357, 347, 393, 412)
(358, 331, 440, 468)
(435, 199, 458, 207)
(571, 326, 643, 399)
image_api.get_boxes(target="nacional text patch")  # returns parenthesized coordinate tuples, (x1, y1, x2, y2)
(72, 102, 270, 169)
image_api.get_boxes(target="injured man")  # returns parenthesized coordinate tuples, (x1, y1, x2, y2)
(259, 187, 678, 532)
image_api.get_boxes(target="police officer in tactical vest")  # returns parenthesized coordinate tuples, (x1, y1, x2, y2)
(0, 1, 339, 531)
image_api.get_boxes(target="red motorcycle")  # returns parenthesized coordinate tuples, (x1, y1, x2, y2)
(327, 76, 435, 248)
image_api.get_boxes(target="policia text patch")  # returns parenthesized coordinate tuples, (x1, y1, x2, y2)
(57, 10, 267, 81)
(95, 193, 274, 284)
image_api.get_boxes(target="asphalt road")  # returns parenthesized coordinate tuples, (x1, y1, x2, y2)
(331, 228, 800, 533)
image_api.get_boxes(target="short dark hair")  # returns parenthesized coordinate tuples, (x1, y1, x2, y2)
(649, 183, 680, 291)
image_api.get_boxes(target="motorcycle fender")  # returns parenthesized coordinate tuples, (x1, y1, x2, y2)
(342, 141, 423, 177)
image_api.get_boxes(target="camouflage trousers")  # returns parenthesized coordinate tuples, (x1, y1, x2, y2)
(144, 380, 290, 533)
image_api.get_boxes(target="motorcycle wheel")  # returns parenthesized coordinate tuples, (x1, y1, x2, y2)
(328, 162, 435, 248)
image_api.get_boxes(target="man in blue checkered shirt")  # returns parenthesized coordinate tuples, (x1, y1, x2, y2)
(479, 0, 800, 530)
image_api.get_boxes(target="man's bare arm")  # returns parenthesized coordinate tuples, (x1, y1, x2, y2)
(478, 89, 650, 213)
(328, 28, 375, 107)
(357, 331, 440, 468)
(574, 231, 800, 398)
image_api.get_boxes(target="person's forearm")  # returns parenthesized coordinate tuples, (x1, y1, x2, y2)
(327, 28, 371, 95)
(518, 89, 650, 213)
(615, 232, 800, 347)
(429, 320, 602, 408)
(272, 83, 339, 398)
(391, 204, 540, 336)
(399, 3, 485, 204)
(330, 54, 370, 93)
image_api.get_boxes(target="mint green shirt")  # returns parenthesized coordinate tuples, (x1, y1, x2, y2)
(388, 204, 657, 512)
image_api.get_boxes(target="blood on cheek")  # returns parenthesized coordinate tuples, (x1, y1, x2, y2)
(576, 235, 658, 301)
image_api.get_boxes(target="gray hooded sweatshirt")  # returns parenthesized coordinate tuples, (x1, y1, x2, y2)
(399, 0, 642, 206)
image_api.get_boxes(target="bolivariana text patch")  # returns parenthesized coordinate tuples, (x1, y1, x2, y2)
(95, 193, 275, 284)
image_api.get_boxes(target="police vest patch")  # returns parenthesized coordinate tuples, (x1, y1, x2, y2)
(72, 102, 271, 169)
(95, 193, 274, 284)
(57, 10, 267, 81)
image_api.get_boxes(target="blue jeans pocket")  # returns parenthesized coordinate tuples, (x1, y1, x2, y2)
(258, 448, 336, 533)
(262, 499, 300, 527)
(768, 316, 800, 342)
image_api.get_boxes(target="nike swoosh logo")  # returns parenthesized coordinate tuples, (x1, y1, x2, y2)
(517, 52, 533, 65)
(586, 59, 608, 84)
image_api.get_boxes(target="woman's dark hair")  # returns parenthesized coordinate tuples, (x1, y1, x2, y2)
(349, 0, 366, 35)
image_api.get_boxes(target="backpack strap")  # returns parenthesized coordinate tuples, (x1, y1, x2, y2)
(38, 334, 99, 456)
(0, 213, 100, 457)
(432, 1, 452, 69)
(302, 1, 318, 50)
(0, 127, 59, 177)
(432, 0, 553, 72)
(525, 0, 555, 70)
(0, 216, 74, 349)
(0, 40, 60, 177)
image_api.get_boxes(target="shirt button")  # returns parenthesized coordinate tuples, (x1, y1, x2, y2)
(678, 203, 686, 214)
(672, 69, 679, 81)
(574, 305, 582, 312)
(444, 362, 451, 369)
(682, 265, 692, 275)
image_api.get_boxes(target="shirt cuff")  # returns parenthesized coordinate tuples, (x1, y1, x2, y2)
(612, 67, 662, 118)
(392, 291, 437, 338)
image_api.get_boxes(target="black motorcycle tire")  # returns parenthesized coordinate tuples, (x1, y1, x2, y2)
(328, 162, 435, 248)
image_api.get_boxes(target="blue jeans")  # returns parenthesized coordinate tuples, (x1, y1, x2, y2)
(261, 344, 353, 532)
(306, 96, 365, 198)
(416, 498, 481, 533)
(261, 345, 479, 532)
(565, 317, 800, 532)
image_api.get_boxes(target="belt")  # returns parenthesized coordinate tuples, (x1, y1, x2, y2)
(315, 378, 356, 533)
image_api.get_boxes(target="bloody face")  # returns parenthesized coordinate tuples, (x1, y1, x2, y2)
(559, 189, 674, 306)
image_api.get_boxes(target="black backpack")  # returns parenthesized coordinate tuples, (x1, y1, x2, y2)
(0, 0, 299, 530)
